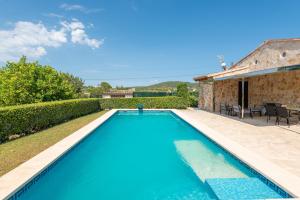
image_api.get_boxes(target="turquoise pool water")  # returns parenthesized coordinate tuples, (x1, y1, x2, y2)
(16, 111, 288, 199)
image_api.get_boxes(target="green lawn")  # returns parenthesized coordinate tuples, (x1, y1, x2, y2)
(0, 111, 106, 176)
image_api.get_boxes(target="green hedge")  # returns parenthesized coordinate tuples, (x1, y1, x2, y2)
(189, 96, 199, 107)
(99, 96, 188, 109)
(0, 99, 100, 143)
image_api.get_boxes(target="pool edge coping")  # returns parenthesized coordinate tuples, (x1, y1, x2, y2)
(0, 109, 118, 200)
(0, 109, 299, 199)
(171, 109, 300, 198)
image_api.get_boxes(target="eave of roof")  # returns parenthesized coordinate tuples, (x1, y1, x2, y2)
(214, 64, 300, 81)
(193, 66, 249, 81)
(193, 75, 210, 81)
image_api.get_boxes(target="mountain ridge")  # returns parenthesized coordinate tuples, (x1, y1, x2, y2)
(133, 81, 198, 91)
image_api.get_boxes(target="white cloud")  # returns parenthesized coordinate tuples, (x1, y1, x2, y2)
(0, 21, 67, 62)
(60, 3, 85, 11)
(44, 13, 64, 19)
(60, 3, 103, 14)
(61, 20, 103, 49)
(0, 20, 103, 62)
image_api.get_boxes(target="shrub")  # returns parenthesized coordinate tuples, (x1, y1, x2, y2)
(176, 83, 189, 99)
(99, 96, 188, 109)
(0, 99, 100, 143)
(188, 96, 198, 107)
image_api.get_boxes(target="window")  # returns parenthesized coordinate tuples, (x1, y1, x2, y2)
(254, 60, 258, 65)
(282, 52, 287, 57)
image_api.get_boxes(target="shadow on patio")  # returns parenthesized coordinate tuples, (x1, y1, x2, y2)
(217, 111, 300, 134)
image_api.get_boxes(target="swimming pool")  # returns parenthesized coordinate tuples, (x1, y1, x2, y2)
(9, 110, 291, 199)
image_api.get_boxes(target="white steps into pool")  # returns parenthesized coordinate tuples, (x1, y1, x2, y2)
(174, 140, 284, 199)
(174, 140, 247, 182)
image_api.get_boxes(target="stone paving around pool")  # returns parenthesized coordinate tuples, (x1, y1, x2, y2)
(181, 109, 300, 178)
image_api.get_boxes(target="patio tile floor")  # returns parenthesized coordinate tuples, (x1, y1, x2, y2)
(180, 109, 300, 178)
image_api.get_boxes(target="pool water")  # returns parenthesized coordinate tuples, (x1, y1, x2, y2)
(17, 111, 287, 199)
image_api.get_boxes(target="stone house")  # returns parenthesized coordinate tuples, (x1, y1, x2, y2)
(194, 38, 300, 112)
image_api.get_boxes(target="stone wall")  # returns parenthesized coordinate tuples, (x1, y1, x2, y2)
(214, 79, 239, 112)
(248, 70, 300, 106)
(198, 81, 214, 111)
(212, 70, 300, 112)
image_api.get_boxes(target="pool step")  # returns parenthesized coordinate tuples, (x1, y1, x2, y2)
(174, 140, 247, 182)
(205, 178, 282, 200)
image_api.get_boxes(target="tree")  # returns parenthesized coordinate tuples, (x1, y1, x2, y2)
(62, 73, 84, 96)
(99, 82, 112, 92)
(0, 56, 80, 106)
(116, 85, 124, 89)
(86, 86, 103, 98)
(176, 83, 189, 99)
(86, 82, 112, 98)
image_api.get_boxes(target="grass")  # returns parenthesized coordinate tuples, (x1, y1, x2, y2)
(0, 110, 106, 176)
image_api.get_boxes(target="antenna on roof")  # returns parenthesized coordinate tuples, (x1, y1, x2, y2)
(217, 55, 227, 71)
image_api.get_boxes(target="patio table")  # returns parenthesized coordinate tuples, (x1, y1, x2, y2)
(250, 107, 262, 116)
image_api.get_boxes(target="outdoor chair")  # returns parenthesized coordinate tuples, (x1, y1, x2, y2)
(232, 105, 252, 118)
(275, 106, 290, 127)
(290, 110, 300, 122)
(226, 105, 233, 116)
(232, 106, 240, 117)
(250, 105, 263, 117)
(220, 103, 227, 115)
(265, 103, 277, 123)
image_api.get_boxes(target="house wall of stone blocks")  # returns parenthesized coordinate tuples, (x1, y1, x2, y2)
(199, 70, 300, 112)
(213, 79, 238, 112)
(198, 81, 214, 111)
(248, 70, 300, 107)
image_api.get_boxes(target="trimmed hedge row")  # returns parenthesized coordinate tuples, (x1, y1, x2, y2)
(0, 97, 189, 142)
(99, 96, 188, 109)
(0, 99, 100, 143)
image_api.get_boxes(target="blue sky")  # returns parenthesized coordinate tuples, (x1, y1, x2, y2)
(0, 0, 300, 86)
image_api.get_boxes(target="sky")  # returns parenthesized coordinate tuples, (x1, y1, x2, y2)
(0, 0, 300, 86)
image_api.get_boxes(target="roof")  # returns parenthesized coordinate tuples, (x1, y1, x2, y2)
(231, 38, 300, 69)
(194, 38, 300, 82)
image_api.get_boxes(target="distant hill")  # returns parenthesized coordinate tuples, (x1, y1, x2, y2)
(134, 81, 198, 92)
